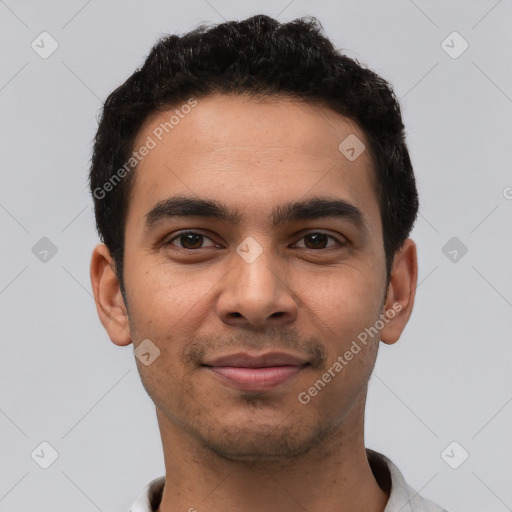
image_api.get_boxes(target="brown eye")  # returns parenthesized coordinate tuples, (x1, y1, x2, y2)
(304, 233, 329, 249)
(166, 231, 216, 250)
(294, 232, 343, 250)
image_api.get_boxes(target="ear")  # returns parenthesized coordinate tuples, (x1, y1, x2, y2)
(90, 244, 132, 346)
(380, 238, 418, 345)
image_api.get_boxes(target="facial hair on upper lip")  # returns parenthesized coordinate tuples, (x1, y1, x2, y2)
(180, 326, 328, 370)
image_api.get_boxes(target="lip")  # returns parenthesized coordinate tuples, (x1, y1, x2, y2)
(204, 351, 309, 368)
(203, 352, 309, 392)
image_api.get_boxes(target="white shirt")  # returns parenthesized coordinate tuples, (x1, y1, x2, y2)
(129, 449, 449, 512)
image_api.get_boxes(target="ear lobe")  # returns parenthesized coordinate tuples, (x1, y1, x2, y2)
(380, 238, 418, 345)
(90, 244, 132, 346)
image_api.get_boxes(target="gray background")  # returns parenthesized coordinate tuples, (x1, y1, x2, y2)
(1, 0, 511, 510)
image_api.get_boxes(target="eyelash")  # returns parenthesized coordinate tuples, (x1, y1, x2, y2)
(164, 230, 346, 251)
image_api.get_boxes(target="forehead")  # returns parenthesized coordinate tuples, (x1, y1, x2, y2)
(126, 94, 381, 232)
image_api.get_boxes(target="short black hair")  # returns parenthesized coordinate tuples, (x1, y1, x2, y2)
(89, 14, 418, 301)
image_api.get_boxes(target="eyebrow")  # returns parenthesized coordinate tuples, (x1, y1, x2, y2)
(144, 195, 369, 232)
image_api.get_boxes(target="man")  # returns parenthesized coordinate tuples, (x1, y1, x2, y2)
(89, 14, 449, 512)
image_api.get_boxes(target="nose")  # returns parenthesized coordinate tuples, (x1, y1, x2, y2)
(216, 243, 298, 328)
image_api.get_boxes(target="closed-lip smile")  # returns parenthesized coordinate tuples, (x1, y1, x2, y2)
(202, 351, 309, 392)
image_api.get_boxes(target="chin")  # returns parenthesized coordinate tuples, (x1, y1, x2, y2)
(196, 417, 333, 462)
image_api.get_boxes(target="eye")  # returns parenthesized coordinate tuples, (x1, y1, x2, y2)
(165, 231, 218, 250)
(292, 232, 345, 250)
(163, 230, 345, 251)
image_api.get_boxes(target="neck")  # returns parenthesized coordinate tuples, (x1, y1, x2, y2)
(154, 394, 389, 512)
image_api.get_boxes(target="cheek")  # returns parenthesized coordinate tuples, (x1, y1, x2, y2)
(297, 268, 383, 349)
(296, 277, 381, 419)
(125, 256, 216, 334)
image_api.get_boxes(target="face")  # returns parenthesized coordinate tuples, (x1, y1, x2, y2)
(92, 93, 416, 462)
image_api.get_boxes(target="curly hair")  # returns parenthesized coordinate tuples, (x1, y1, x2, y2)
(89, 14, 418, 299)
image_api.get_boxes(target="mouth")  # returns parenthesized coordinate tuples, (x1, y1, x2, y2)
(202, 352, 310, 393)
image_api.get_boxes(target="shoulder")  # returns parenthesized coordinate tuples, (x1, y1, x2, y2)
(366, 448, 451, 512)
(128, 476, 165, 512)
(407, 490, 451, 512)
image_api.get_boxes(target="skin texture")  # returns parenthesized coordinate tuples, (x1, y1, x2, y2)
(90, 94, 417, 512)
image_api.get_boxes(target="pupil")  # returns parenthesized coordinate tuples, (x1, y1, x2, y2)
(306, 233, 327, 249)
(182, 233, 202, 249)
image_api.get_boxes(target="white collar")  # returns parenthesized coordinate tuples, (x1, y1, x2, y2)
(129, 449, 448, 512)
